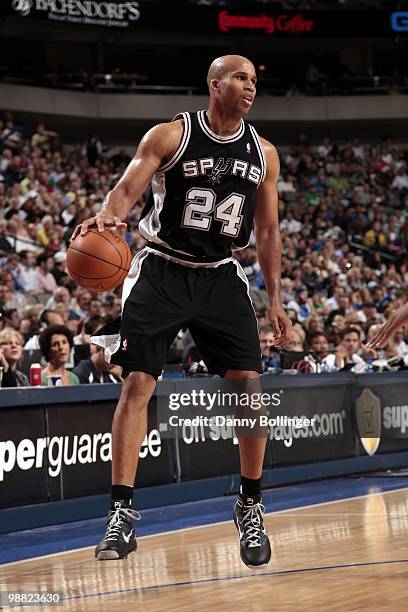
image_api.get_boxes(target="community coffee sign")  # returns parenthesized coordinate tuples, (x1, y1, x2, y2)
(11, 0, 141, 27)
(218, 11, 315, 35)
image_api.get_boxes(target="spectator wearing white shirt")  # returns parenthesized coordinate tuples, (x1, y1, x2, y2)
(352, 138, 365, 160)
(317, 136, 332, 158)
(392, 167, 408, 190)
(328, 327, 367, 373)
(393, 330, 408, 356)
(306, 332, 336, 373)
(280, 210, 303, 234)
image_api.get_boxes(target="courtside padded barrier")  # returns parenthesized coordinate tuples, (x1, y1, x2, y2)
(0, 372, 407, 533)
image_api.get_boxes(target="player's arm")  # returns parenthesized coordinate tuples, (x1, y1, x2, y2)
(367, 301, 408, 348)
(72, 121, 183, 238)
(254, 139, 292, 347)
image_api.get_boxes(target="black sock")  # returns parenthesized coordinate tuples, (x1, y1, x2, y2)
(240, 476, 261, 498)
(111, 485, 133, 507)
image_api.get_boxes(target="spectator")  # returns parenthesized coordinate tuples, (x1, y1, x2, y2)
(392, 330, 408, 357)
(35, 253, 58, 293)
(86, 134, 103, 166)
(18, 250, 39, 293)
(45, 286, 79, 321)
(51, 252, 68, 285)
(305, 331, 335, 373)
(0, 220, 14, 254)
(19, 304, 43, 341)
(3, 308, 21, 331)
(73, 344, 121, 384)
(39, 325, 79, 386)
(304, 313, 324, 337)
(280, 209, 303, 234)
(364, 221, 387, 249)
(102, 295, 122, 322)
(259, 324, 280, 372)
(0, 113, 406, 378)
(36, 215, 55, 248)
(89, 298, 103, 318)
(332, 327, 367, 372)
(31, 122, 58, 150)
(391, 167, 408, 191)
(0, 327, 29, 387)
(74, 290, 93, 318)
(287, 287, 313, 322)
(283, 328, 304, 352)
(0, 269, 26, 311)
(24, 309, 65, 349)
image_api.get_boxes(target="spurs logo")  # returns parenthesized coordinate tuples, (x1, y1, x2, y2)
(208, 157, 233, 185)
(12, 0, 32, 16)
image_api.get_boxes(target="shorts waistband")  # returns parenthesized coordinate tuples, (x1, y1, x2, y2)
(145, 243, 233, 269)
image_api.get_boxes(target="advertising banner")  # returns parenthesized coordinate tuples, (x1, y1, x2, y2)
(157, 375, 356, 476)
(0, 405, 49, 508)
(45, 397, 175, 501)
(266, 380, 356, 467)
(5, 3, 407, 37)
(353, 375, 408, 457)
(1, 372, 408, 509)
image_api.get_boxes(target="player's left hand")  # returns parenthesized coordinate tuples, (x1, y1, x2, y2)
(266, 304, 292, 347)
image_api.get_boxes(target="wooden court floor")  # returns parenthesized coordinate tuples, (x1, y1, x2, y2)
(2, 488, 408, 611)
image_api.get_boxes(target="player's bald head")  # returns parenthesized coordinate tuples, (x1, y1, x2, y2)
(207, 55, 256, 88)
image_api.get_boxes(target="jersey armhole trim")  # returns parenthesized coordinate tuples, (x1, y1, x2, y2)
(157, 112, 191, 173)
(248, 124, 267, 186)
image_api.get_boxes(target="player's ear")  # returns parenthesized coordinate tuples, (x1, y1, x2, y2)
(209, 78, 220, 93)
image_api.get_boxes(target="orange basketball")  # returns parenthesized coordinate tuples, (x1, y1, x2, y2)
(67, 228, 132, 293)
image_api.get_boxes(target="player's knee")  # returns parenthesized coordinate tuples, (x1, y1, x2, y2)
(119, 371, 156, 408)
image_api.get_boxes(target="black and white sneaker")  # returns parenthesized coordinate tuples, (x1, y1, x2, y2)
(95, 500, 140, 560)
(233, 493, 271, 568)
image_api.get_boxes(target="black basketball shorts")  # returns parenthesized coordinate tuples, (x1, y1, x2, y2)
(93, 249, 262, 378)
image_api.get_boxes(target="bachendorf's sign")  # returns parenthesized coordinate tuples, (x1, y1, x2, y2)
(11, 0, 141, 27)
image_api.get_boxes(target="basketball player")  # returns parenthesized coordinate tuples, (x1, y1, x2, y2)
(73, 55, 292, 568)
(367, 301, 408, 348)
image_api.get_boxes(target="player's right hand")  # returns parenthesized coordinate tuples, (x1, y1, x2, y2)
(367, 302, 408, 348)
(71, 214, 127, 240)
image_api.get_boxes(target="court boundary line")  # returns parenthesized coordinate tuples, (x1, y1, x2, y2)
(1, 484, 407, 569)
(64, 557, 408, 601)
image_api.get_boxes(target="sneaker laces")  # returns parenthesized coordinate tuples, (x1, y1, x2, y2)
(242, 502, 266, 548)
(104, 506, 141, 541)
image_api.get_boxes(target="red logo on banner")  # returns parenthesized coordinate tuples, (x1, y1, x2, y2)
(218, 11, 314, 35)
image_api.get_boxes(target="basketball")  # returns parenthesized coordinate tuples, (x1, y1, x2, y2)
(67, 228, 131, 293)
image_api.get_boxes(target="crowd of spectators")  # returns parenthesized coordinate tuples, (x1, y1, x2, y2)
(247, 131, 408, 373)
(0, 112, 407, 385)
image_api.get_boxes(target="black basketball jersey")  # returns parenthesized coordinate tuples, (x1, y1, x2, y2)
(139, 110, 266, 263)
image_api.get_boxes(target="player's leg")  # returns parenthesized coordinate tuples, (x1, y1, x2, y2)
(111, 371, 156, 486)
(225, 369, 271, 569)
(225, 369, 267, 480)
(190, 262, 270, 568)
(95, 371, 156, 560)
(94, 253, 191, 560)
